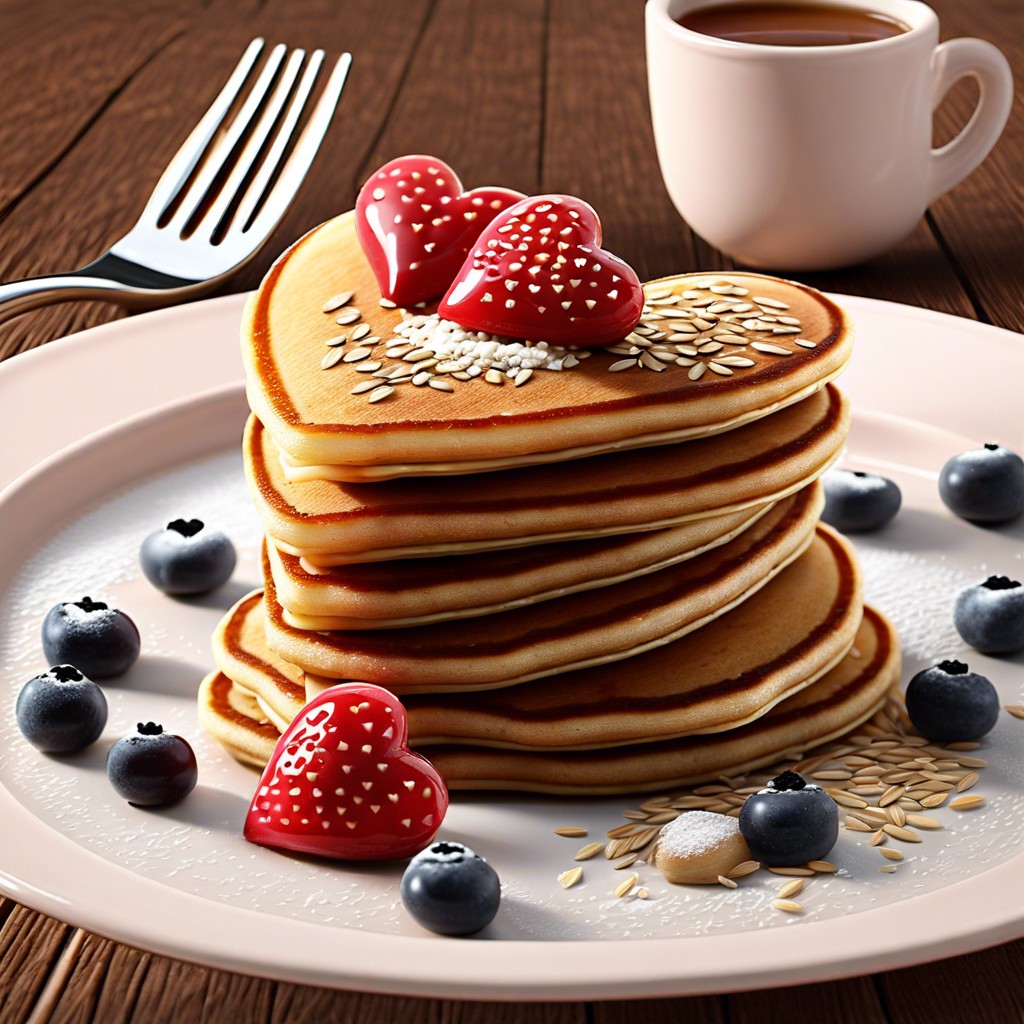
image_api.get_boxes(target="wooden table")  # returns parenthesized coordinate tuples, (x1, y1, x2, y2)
(1, 1, 1021, 1020)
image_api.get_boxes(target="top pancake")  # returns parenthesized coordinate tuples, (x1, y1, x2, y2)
(242, 212, 853, 478)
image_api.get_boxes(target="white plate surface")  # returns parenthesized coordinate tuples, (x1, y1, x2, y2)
(0, 294, 1022, 999)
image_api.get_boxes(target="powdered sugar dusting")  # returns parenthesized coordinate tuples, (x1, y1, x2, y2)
(656, 810, 741, 860)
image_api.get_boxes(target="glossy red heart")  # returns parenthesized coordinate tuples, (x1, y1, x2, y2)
(437, 194, 644, 346)
(355, 155, 525, 307)
(244, 683, 448, 861)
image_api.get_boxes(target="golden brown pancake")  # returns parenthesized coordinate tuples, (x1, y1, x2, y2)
(267, 495, 792, 630)
(211, 524, 862, 749)
(242, 212, 853, 479)
(198, 607, 898, 793)
(246, 384, 848, 564)
(260, 494, 831, 692)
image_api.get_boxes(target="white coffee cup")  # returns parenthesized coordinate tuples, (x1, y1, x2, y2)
(646, 0, 1013, 270)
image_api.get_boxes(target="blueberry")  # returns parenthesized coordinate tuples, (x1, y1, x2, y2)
(939, 444, 1024, 524)
(738, 771, 838, 866)
(821, 469, 902, 532)
(905, 660, 1000, 742)
(400, 840, 500, 936)
(954, 576, 1024, 655)
(41, 597, 140, 679)
(140, 518, 236, 596)
(106, 722, 198, 806)
(15, 665, 107, 753)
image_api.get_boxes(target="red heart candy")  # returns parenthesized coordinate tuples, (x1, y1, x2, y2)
(355, 155, 525, 307)
(244, 683, 448, 861)
(438, 194, 644, 346)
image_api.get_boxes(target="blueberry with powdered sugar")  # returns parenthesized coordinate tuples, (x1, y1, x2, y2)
(905, 660, 1000, 742)
(953, 576, 1024, 655)
(41, 597, 140, 678)
(739, 771, 838, 867)
(16, 665, 107, 753)
(140, 518, 236, 595)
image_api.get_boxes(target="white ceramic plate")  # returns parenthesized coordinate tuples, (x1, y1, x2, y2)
(0, 294, 1022, 1000)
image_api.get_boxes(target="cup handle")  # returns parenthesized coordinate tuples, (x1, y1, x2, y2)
(927, 38, 1013, 205)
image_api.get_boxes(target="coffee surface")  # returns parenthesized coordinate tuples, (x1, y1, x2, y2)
(676, 2, 909, 46)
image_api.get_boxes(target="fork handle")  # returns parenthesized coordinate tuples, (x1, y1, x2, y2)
(0, 273, 138, 327)
(0, 255, 196, 327)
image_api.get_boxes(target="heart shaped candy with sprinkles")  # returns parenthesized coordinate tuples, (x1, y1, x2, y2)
(244, 683, 448, 861)
(438, 194, 644, 347)
(355, 155, 525, 307)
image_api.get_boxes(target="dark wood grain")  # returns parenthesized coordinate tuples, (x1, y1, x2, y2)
(0, 905, 74, 1023)
(0, 0, 1022, 1020)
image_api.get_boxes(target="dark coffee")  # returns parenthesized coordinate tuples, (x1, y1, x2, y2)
(676, 2, 909, 46)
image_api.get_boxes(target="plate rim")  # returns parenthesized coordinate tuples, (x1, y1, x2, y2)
(0, 292, 1021, 999)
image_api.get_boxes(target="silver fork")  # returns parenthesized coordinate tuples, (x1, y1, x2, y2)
(0, 39, 351, 327)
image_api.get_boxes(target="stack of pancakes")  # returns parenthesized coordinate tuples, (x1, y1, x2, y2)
(199, 213, 900, 795)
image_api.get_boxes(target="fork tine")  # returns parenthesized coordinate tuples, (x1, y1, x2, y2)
(136, 38, 265, 225)
(167, 42, 289, 232)
(230, 49, 327, 234)
(197, 47, 307, 239)
(241, 52, 352, 243)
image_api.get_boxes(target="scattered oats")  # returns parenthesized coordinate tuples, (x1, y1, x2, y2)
(350, 380, 379, 395)
(728, 860, 760, 878)
(718, 875, 738, 889)
(1005, 705, 1024, 720)
(844, 816, 874, 832)
(355, 361, 382, 373)
(335, 307, 361, 325)
(904, 814, 942, 829)
(368, 385, 394, 403)
(554, 826, 588, 838)
(321, 348, 345, 369)
(883, 824, 922, 842)
(322, 290, 354, 312)
(558, 866, 584, 889)
(920, 793, 948, 808)
(956, 756, 987, 768)
(879, 865, 898, 874)
(575, 842, 605, 861)
(950, 795, 985, 811)
(614, 873, 639, 898)
(830, 790, 869, 809)
(613, 854, 639, 870)
(768, 866, 814, 877)
(609, 358, 639, 372)
(808, 861, 838, 873)
(350, 323, 371, 341)
(869, 829, 887, 846)
(773, 899, 803, 914)
(636, 888, 650, 900)
(325, 334, 347, 347)
(688, 362, 707, 380)
(427, 378, 454, 392)
(645, 810, 681, 826)
(412, 372, 432, 386)
(708, 361, 733, 376)
(778, 879, 804, 900)
(812, 770, 853, 781)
